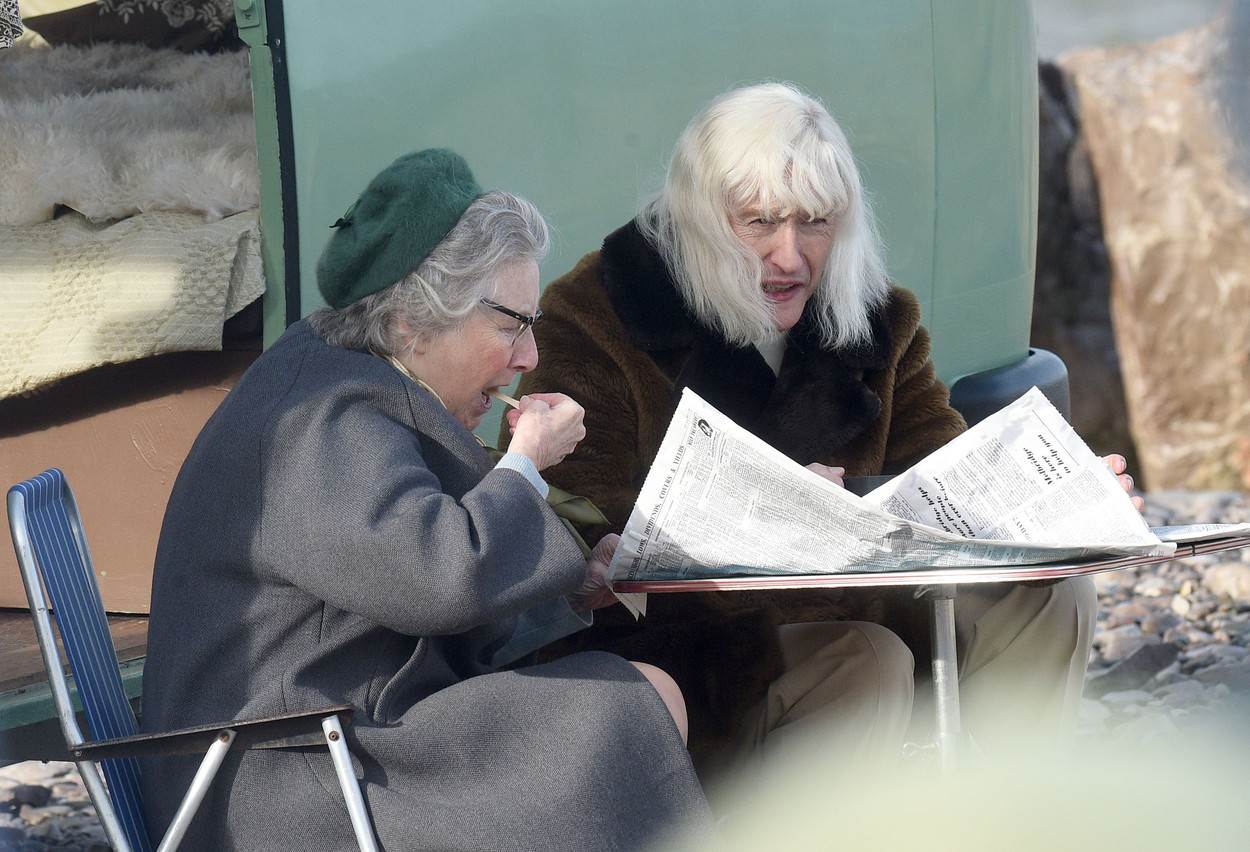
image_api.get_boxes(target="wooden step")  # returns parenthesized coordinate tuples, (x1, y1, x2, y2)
(0, 609, 147, 694)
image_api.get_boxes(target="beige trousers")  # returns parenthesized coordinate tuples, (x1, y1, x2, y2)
(734, 577, 1097, 763)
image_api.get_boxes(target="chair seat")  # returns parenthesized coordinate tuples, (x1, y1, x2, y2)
(75, 703, 356, 760)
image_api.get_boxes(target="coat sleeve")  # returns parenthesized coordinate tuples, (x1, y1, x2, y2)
(508, 290, 644, 535)
(881, 319, 968, 474)
(259, 389, 588, 638)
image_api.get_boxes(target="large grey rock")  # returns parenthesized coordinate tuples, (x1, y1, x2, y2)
(1059, 16, 1250, 491)
(1112, 711, 1179, 743)
(1193, 660, 1250, 690)
(1086, 641, 1182, 696)
(1101, 689, 1154, 707)
(1078, 698, 1113, 725)
(1154, 679, 1207, 707)
(1182, 644, 1249, 674)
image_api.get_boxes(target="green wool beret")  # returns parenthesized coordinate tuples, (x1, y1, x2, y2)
(316, 148, 483, 309)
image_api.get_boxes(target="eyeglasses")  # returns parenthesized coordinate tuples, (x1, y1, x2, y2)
(480, 298, 543, 344)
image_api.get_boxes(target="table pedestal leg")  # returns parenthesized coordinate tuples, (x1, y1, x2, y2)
(929, 584, 961, 771)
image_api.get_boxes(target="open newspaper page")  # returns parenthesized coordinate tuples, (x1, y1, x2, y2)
(609, 389, 1172, 584)
(864, 387, 1161, 547)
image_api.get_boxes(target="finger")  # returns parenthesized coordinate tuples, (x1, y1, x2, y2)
(1132, 495, 1145, 512)
(594, 533, 621, 563)
(1103, 453, 1127, 474)
(1119, 473, 1134, 493)
(805, 463, 844, 485)
(517, 397, 551, 413)
(591, 533, 620, 565)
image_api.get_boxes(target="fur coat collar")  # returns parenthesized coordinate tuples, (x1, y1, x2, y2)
(598, 220, 893, 465)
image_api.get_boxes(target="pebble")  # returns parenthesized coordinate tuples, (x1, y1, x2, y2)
(1140, 611, 1181, 635)
(12, 785, 52, 808)
(1135, 575, 1176, 597)
(1203, 564, 1250, 604)
(1096, 623, 1148, 661)
(1106, 601, 1150, 627)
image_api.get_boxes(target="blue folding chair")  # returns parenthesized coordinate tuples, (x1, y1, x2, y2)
(7, 469, 380, 852)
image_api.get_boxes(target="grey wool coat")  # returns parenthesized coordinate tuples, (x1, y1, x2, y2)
(139, 321, 709, 851)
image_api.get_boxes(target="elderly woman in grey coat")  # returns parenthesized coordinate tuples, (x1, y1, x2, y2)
(139, 149, 708, 851)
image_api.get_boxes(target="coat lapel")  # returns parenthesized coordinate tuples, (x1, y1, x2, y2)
(599, 220, 892, 465)
(399, 379, 495, 491)
(296, 322, 494, 494)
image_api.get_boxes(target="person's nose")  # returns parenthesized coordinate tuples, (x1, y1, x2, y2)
(765, 219, 804, 275)
(511, 329, 539, 372)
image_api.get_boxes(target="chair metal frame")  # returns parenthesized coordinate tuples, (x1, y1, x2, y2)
(7, 469, 380, 852)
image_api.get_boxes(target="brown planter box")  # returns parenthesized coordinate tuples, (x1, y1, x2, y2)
(1, 350, 257, 613)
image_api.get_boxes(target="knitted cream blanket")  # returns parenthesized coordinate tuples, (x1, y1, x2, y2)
(0, 209, 264, 399)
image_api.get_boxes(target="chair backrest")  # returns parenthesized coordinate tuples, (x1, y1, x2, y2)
(7, 469, 153, 852)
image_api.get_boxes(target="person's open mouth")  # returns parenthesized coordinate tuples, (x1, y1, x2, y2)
(762, 280, 803, 302)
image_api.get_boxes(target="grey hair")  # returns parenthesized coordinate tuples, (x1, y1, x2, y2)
(637, 82, 889, 349)
(309, 190, 549, 356)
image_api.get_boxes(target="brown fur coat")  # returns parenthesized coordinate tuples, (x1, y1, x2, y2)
(507, 221, 967, 770)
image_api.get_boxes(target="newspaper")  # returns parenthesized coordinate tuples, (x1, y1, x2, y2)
(610, 387, 1173, 591)
(1151, 523, 1250, 544)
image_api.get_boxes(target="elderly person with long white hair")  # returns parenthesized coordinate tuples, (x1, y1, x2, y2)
(140, 149, 708, 850)
(510, 83, 1137, 776)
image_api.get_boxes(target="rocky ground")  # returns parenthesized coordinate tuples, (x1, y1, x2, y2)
(0, 761, 105, 850)
(1078, 490, 1250, 742)
(3, 489, 1248, 850)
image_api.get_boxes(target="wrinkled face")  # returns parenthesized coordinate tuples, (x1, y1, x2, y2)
(400, 259, 540, 430)
(729, 208, 836, 333)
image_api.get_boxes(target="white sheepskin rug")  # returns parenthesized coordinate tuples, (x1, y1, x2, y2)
(0, 42, 259, 225)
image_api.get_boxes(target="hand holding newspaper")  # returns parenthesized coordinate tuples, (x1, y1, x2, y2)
(609, 388, 1176, 605)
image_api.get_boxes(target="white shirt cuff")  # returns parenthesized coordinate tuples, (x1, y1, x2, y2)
(494, 451, 549, 499)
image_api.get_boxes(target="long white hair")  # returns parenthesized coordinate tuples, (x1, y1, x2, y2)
(637, 82, 889, 348)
